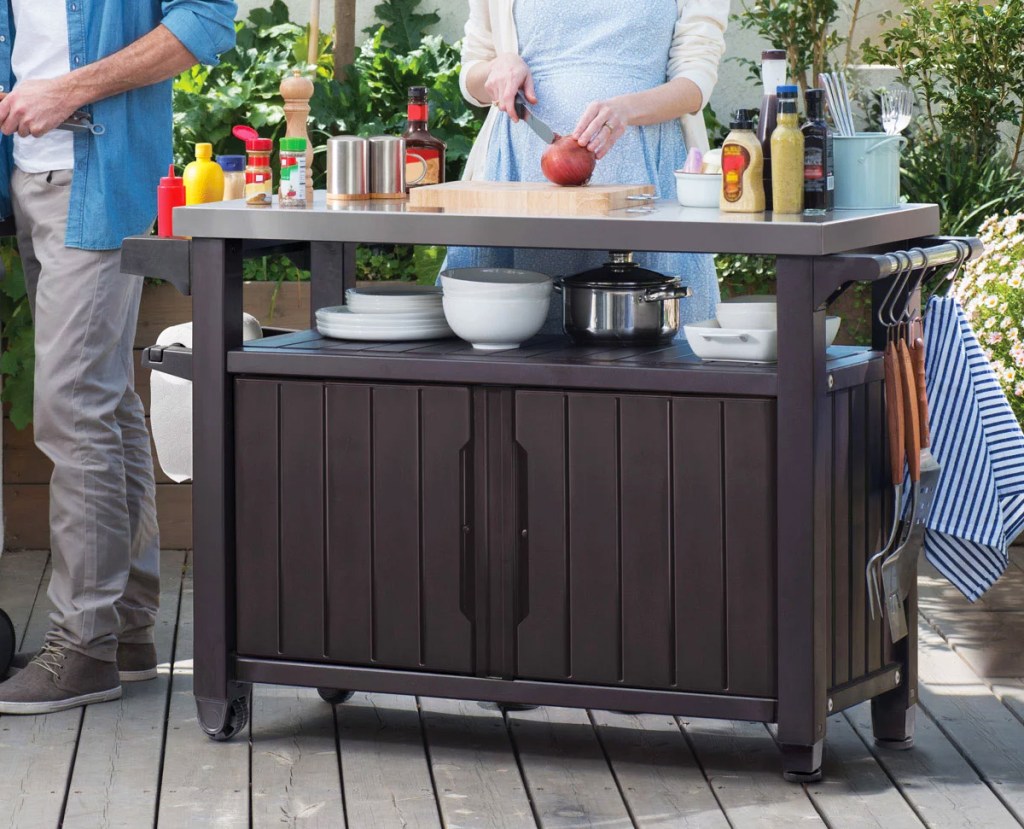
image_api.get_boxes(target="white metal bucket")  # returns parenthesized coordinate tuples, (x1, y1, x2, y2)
(834, 133, 906, 209)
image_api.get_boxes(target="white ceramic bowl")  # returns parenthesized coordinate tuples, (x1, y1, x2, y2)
(716, 295, 778, 330)
(684, 315, 843, 363)
(442, 294, 550, 350)
(440, 268, 553, 299)
(673, 171, 722, 208)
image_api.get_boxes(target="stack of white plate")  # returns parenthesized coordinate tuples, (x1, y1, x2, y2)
(317, 286, 452, 341)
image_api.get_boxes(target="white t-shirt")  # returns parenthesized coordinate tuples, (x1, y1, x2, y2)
(11, 0, 74, 173)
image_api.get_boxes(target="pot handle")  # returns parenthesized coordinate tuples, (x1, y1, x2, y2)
(641, 284, 693, 303)
(552, 275, 565, 294)
(862, 135, 908, 157)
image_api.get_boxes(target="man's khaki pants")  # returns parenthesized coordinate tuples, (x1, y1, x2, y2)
(11, 167, 160, 662)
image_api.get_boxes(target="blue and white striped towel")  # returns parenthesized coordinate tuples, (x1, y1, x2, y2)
(924, 294, 1024, 601)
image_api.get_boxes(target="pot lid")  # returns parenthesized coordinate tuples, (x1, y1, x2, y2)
(563, 251, 674, 288)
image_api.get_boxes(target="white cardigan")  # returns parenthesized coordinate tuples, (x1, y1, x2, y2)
(458, 0, 731, 181)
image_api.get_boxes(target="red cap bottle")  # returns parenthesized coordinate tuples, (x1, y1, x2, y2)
(158, 164, 186, 237)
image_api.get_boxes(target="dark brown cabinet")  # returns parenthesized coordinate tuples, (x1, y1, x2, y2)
(234, 379, 476, 675)
(513, 391, 776, 696)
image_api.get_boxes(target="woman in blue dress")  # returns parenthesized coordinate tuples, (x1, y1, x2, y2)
(448, 0, 731, 331)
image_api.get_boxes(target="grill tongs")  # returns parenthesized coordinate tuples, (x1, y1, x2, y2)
(0, 92, 104, 136)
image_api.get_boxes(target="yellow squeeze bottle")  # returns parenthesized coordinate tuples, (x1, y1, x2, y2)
(183, 143, 225, 205)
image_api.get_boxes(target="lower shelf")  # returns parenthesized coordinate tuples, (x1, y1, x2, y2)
(228, 331, 882, 397)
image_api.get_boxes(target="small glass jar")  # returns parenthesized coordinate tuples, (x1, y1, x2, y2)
(217, 155, 246, 201)
(244, 138, 273, 207)
(279, 137, 307, 208)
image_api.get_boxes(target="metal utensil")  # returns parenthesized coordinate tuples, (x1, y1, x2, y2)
(514, 90, 556, 145)
(881, 83, 912, 136)
(867, 341, 907, 619)
(819, 72, 855, 137)
(58, 110, 105, 136)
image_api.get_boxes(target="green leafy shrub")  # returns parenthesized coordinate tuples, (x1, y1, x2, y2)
(956, 214, 1024, 424)
(0, 240, 33, 429)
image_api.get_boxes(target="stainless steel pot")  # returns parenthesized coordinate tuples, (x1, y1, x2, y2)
(557, 252, 692, 345)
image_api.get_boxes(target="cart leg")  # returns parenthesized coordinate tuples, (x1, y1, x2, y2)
(191, 238, 249, 736)
(780, 740, 824, 783)
(775, 257, 831, 782)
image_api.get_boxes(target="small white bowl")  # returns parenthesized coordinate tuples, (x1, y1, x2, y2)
(685, 315, 843, 363)
(442, 294, 550, 350)
(440, 268, 553, 299)
(673, 171, 722, 208)
(716, 295, 778, 330)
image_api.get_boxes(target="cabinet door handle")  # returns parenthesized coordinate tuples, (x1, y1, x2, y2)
(514, 441, 530, 626)
(458, 443, 475, 623)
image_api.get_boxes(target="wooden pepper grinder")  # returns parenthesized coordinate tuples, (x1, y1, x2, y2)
(280, 68, 315, 204)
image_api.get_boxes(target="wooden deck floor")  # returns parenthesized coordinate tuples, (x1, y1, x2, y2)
(1, 547, 1023, 829)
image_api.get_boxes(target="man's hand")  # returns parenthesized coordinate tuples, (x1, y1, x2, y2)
(0, 78, 80, 138)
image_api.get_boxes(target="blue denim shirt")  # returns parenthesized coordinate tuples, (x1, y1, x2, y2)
(0, 1, 237, 250)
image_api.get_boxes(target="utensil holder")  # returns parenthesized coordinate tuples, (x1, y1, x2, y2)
(834, 133, 906, 210)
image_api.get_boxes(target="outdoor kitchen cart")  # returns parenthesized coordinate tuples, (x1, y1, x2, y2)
(123, 196, 981, 782)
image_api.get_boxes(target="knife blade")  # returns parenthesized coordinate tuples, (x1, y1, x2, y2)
(514, 91, 556, 145)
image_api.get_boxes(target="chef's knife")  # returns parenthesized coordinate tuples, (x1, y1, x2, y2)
(514, 91, 556, 145)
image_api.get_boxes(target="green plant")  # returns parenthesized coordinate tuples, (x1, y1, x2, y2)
(861, 0, 1024, 163)
(734, 0, 851, 94)
(901, 133, 1024, 237)
(364, 0, 440, 54)
(956, 213, 1024, 424)
(0, 240, 33, 429)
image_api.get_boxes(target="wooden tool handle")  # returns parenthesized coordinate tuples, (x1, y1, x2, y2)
(912, 336, 931, 448)
(898, 340, 921, 482)
(883, 343, 906, 486)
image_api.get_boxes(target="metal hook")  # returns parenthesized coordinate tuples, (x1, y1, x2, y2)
(887, 250, 914, 329)
(878, 251, 911, 330)
(943, 239, 971, 297)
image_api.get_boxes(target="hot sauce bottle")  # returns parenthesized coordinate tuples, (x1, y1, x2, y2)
(402, 86, 446, 188)
(802, 88, 835, 215)
(720, 109, 765, 213)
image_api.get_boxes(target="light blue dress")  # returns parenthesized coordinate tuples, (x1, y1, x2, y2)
(446, 0, 719, 331)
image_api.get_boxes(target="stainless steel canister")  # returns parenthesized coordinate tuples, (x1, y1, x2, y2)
(369, 136, 409, 198)
(327, 136, 370, 202)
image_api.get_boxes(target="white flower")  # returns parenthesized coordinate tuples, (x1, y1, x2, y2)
(985, 295, 999, 309)
(985, 317, 997, 328)
(988, 332, 1004, 345)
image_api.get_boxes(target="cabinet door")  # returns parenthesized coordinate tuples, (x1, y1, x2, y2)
(513, 390, 777, 697)
(235, 379, 476, 675)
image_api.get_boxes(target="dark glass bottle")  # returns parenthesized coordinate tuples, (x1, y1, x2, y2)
(402, 86, 446, 189)
(802, 88, 835, 215)
(757, 49, 788, 211)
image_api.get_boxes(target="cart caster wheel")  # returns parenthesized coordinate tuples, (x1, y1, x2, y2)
(317, 688, 355, 705)
(783, 768, 823, 784)
(875, 735, 915, 751)
(198, 695, 250, 742)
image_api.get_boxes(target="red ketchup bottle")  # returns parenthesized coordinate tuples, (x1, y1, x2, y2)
(157, 165, 186, 237)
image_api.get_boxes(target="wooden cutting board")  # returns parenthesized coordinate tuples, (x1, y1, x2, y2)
(408, 181, 655, 215)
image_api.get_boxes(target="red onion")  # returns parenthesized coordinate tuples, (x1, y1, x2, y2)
(541, 135, 597, 186)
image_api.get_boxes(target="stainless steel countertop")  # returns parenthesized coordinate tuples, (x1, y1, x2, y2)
(173, 192, 940, 257)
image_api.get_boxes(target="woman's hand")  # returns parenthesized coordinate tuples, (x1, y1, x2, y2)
(482, 54, 537, 122)
(572, 98, 632, 160)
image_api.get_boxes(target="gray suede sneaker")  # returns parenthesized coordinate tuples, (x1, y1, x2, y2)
(6, 641, 158, 683)
(0, 642, 121, 714)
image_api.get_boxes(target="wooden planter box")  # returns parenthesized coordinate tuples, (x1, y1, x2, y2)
(3, 280, 311, 550)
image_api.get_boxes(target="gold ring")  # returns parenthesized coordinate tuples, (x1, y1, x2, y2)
(601, 122, 613, 132)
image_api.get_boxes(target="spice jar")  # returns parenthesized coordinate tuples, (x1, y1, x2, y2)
(217, 155, 246, 201)
(244, 138, 273, 208)
(279, 137, 308, 208)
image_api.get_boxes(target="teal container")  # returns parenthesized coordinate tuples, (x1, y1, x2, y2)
(833, 133, 906, 210)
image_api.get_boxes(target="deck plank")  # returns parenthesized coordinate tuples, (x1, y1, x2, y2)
(0, 550, 48, 649)
(419, 697, 536, 829)
(336, 693, 442, 829)
(846, 703, 1017, 828)
(922, 610, 1024, 680)
(0, 559, 81, 829)
(590, 709, 728, 829)
(61, 551, 186, 828)
(918, 558, 1024, 615)
(251, 684, 345, 828)
(681, 718, 825, 828)
(916, 621, 1024, 822)
(804, 716, 925, 828)
(506, 705, 632, 829)
(992, 681, 1024, 724)
(157, 568, 250, 828)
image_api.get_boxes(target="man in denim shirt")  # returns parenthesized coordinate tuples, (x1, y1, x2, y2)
(0, 1, 236, 714)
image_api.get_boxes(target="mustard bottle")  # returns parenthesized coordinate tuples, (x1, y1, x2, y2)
(720, 109, 765, 213)
(183, 143, 225, 205)
(770, 86, 805, 214)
